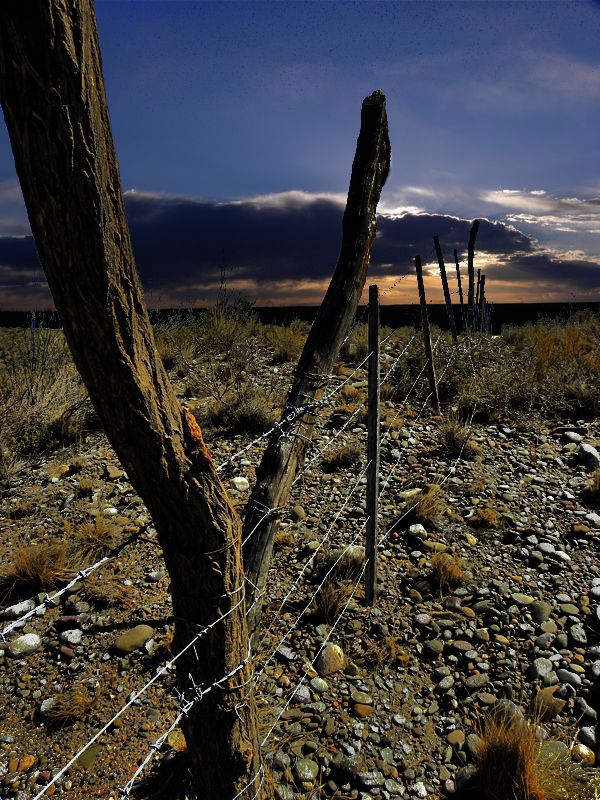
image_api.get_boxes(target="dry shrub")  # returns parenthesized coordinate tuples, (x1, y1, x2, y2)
(360, 635, 410, 670)
(206, 390, 276, 435)
(309, 577, 351, 623)
(406, 483, 446, 526)
(65, 517, 123, 565)
(83, 576, 132, 609)
(321, 443, 361, 472)
(331, 546, 365, 580)
(263, 319, 308, 363)
(431, 552, 465, 593)
(582, 468, 600, 508)
(340, 324, 369, 363)
(474, 714, 597, 800)
(0, 541, 70, 601)
(469, 505, 500, 529)
(438, 415, 479, 458)
(42, 685, 93, 727)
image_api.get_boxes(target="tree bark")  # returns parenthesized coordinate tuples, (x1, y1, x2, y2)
(243, 90, 390, 635)
(0, 3, 261, 798)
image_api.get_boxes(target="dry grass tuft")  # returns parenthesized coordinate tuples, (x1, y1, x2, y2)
(438, 415, 480, 458)
(406, 483, 446, 526)
(273, 530, 294, 550)
(469, 505, 501, 529)
(83, 576, 133, 609)
(42, 685, 94, 727)
(206, 391, 276, 435)
(431, 552, 465, 593)
(65, 517, 123, 565)
(309, 577, 351, 623)
(360, 635, 410, 670)
(473, 713, 598, 800)
(321, 443, 361, 473)
(0, 541, 71, 601)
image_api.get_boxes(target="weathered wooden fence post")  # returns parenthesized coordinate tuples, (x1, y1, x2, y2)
(434, 235, 458, 344)
(365, 284, 380, 606)
(467, 219, 480, 332)
(414, 255, 440, 411)
(479, 273, 486, 333)
(475, 269, 482, 332)
(454, 248, 466, 332)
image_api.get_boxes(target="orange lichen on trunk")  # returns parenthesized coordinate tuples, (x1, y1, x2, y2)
(183, 409, 213, 467)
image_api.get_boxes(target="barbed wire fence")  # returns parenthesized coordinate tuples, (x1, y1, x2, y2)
(3, 247, 494, 798)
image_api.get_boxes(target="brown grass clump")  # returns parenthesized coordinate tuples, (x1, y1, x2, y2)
(473, 713, 597, 800)
(273, 530, 294, 550)
(42, 685, 94, 728)
(359, 635, 410, 670)
(309, 577, 351, 623)
(438, 416, 480, 458)
(83, 576, 133, 609)
(407, 483, 446, 526)
(469, 505, 501, 529)
(340, 385, 363, 403)
(0, 541, 71, 601)
(582, 468, 600, 508)
(206, 391, 276, 435)
(321, 443, 361, 473)
(65, 517, 123, 565)
(431, 552, 465, 593)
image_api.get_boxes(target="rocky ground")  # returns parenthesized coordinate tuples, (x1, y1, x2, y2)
(1, 333, 600, 800)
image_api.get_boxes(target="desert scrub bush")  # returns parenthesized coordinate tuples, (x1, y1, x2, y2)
(263, 318, 308, 363)
(41, 685, 94, 728)
(438, 414, 479, 458)
(472, 712, 599, 800)
(321, 443, 361, 472)
(205, 389, 276, 435)
(0, 321, 91, 455)
(0, 541, 70, 601)
(430, 552, 465, 593)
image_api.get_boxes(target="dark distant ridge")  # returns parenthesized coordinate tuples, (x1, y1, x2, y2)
(0, 302, 598, 333)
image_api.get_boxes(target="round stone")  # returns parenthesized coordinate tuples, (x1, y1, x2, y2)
(8, 633, 42, 658)
(315, 644, 345, 676)
(447, 730, 465, 747)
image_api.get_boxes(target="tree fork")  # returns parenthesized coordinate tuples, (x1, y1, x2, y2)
(0, 3, 261, 798)
(243, 90, 391, 636)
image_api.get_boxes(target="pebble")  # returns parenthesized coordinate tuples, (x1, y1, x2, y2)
(113, 624, 154, 655)
(315, 644, 345, 676)
(8, 634, 42, 658)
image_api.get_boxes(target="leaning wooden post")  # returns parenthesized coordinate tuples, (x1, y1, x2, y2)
(476, 271, 480, 332)
(467, 219, 480, 332)
(365, 284, 380, 606)
(434, 235, 458, 344)
(414, 255, 440, 411)
(454, 248, 466, 332)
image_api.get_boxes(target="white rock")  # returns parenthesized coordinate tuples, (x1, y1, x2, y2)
(59, 629, 83, 646)
(409, 524, 427, 537)
(102, 506, 119, 517)
(8, 633, 42, 657)
(3, 599, 36, 620)
(578, 443, 600, 470)
(230, 476, 249, 491)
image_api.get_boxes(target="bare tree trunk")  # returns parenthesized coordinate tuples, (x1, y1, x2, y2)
(0, 3, 261, 798)
(243, 90, 391, 636)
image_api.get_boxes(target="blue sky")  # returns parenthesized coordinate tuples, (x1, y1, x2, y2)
(1, 0, 600, 308)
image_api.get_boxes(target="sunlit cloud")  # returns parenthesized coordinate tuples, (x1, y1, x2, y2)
(480, 189, 600, 234)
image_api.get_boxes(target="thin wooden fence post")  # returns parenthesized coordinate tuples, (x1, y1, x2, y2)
(365, 284, 380, 606)
(434, 235, 458, 344)
(467, 219, 480, 332)
(475, 269, 481, 332)
(479, 273, 486, 334)
(414, 256, 440, 411)
(454, 248, 466, 333)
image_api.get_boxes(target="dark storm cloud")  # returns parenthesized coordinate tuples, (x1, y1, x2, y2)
(0, 191, 599, 307)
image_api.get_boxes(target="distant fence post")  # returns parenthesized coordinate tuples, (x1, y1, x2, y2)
(434, 235, 458, 344)
(467, 219, 480, 332)
(414, 256, 440, 411)
(454, 248, 466, 333)
(479, 273, 486, 333)
(475, 269, 482, 332)
(365, 284, 380, 606)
